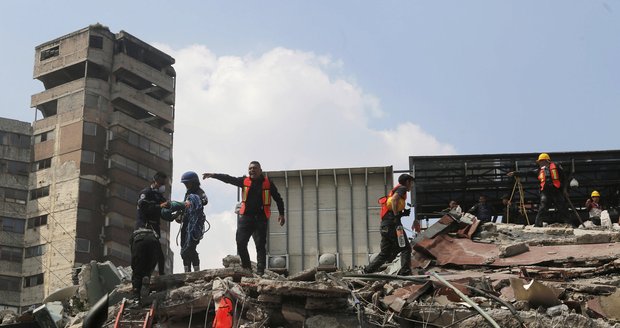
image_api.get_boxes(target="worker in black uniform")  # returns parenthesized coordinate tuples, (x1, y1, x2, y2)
(203, 161, 285, 276)
(467, 195, 496, 223)
(364, 173, 413, 275)
(132, 172, 172, 300)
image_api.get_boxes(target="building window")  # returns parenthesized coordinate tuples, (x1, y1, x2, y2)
(24, 245, 46, 258)
(79, 179, 96, 192)
(84, 122, 97, 136)
(89, 35, 103, 49)
(27, 215, 48, 229)
(40, 46, 59, 61)
(4, 188, 27, 204)
(76, 238, 90, 253)
(33, 158, 52, 171)
(0, 246, 23, 263)
(0, 275, 21, 291)
(81, 151, 96, 164)
(0, 132, 30, 149)
(77, 208, 95, 223)
(23, 273, 44, 288)
(0, 217, 25, 234)
(110, 154, 157, 181)
(85, 93, 100, 109)
(34, 130, 55, 143)
(30, 186, 50, 200)
(109, 126, 171, 160)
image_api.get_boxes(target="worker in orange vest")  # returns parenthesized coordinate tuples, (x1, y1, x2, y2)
(212, 296, 233, 328)
(508, 153, 573, 227)
(203, 161, 285, 276)
(364, 174, 413, 275)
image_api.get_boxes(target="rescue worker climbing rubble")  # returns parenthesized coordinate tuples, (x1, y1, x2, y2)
(586, 190, 603, 225)
(176, 171, 208, 273)
(508, 153, 575, 227)
(132, 172, 174, 300)
(364, 173, 413, 275)
(203, 161, 285, 276)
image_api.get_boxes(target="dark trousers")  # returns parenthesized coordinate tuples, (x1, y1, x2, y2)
(536, 188, 572, 227)
(237, 214, 268, 273)
(365, 213, 411, 274)
(130, 230, 159, 296)
(180, 223, 200, 268)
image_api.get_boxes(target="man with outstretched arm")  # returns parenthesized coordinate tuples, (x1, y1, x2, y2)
(203, 161, 285, 276)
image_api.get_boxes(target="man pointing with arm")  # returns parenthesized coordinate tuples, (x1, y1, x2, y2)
(203, 161, 285, 276)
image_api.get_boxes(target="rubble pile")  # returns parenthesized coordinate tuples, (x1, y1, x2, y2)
(3, 215, 620, 327)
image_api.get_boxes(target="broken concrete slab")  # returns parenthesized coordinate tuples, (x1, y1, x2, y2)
(510, 278, 562, 307)
(240, 278, 350, 298)
(499, 242, 529, 258)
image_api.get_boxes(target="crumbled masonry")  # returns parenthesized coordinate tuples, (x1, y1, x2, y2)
(3, 216, 620, 327)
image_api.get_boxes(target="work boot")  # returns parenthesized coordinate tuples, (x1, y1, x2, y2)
(193, 265, 200, 272)
(184, 266, 191, 273)
(140, 276, 150, 300)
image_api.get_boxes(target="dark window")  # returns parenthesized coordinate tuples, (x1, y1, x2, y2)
(85, 93, 100, 109)
(0, 275, 21, 291)
(40, 46, 59, 61)
(33, 158, 52, 171)
(0, 246, 23, 263)
(30, 186, 50, 200)
(25, 245, 45, 258)
(27, 215, 48, 229)
(84, 122, 97, 136)
(0, 217, 25, 234)
(79, 179, 95, 192)
(34, 131, 54, 143)
(6, 161, 29, 176)
(76, 238, 90, 253)
(81, 151, 96, 164)
(4, 188, 27, 204)
(89, 35, 103, 49)
(77, 208, 95, 223)
(23, 273, 44, 288)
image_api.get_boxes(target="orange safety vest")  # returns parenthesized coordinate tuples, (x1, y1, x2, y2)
(239, 176, 272, 218)
(212, 297, 233, 328)
(378, 185, 407, 219)
(538, 162, 561, 190)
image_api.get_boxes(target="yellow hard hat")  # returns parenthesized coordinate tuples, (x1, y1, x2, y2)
(591, 190, 600, 197)
(537, 153, 551, 162)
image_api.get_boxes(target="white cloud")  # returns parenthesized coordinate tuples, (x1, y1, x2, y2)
(157, 43, 456, 273)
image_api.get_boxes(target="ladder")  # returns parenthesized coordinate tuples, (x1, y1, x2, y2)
(113, 298, 155, 328)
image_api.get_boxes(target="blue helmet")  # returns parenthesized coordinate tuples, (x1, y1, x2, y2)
(181, 171, 199, 183)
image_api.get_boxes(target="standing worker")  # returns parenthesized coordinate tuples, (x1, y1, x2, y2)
(203, 161, 285, 276)
(132, 172, 173, 300)
(176, 171, 208, 272)
(364, 174, 413, 276)
(508, 153, 575, 227)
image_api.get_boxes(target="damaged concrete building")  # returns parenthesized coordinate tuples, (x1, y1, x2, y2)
(0, 24, 176, 312)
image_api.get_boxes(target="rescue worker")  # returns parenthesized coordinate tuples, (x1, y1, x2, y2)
(132, 172, 172, 300)
(467, 195, 496, 222)
(586, 190, 603, 225)
(129, 228, 160, 301)
(508, 153, 574, 227)
(176, 171, 208, 272)
(135, 172, 170, 276)
(203, 161, 285, 276)
(364, 173, 413, 275)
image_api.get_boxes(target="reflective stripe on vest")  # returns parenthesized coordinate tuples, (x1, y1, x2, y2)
(239, 176, 272, 218)
(538, 162, 561, 190)
(379, 185, 406, 219)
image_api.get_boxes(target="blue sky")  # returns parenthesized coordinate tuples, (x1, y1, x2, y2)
(1, 1, 618, 271)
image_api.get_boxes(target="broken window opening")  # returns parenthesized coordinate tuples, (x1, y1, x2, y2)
(40, 46, 59, 61)
(33, 158, 52, 172)
(27, 215, 48, 229)
(30, 186, 50, 200)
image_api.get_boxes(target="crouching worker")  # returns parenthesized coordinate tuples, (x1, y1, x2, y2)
(365, 174, 414, 276)
(130, 228, 160, 301)
(177, 171, 208, 272)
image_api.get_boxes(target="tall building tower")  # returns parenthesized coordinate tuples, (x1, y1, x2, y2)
(0, 118, 31, 313)
(27, 24, 175, 304)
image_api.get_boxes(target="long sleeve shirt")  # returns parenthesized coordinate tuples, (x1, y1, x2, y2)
(212, 174, 285, 216)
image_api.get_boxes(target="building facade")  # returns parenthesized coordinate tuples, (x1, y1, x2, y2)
(18, 24, 176, 307)
(0, 118, 32, 312)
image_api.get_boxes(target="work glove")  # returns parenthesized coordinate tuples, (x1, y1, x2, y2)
(401, 208, 411, 217)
